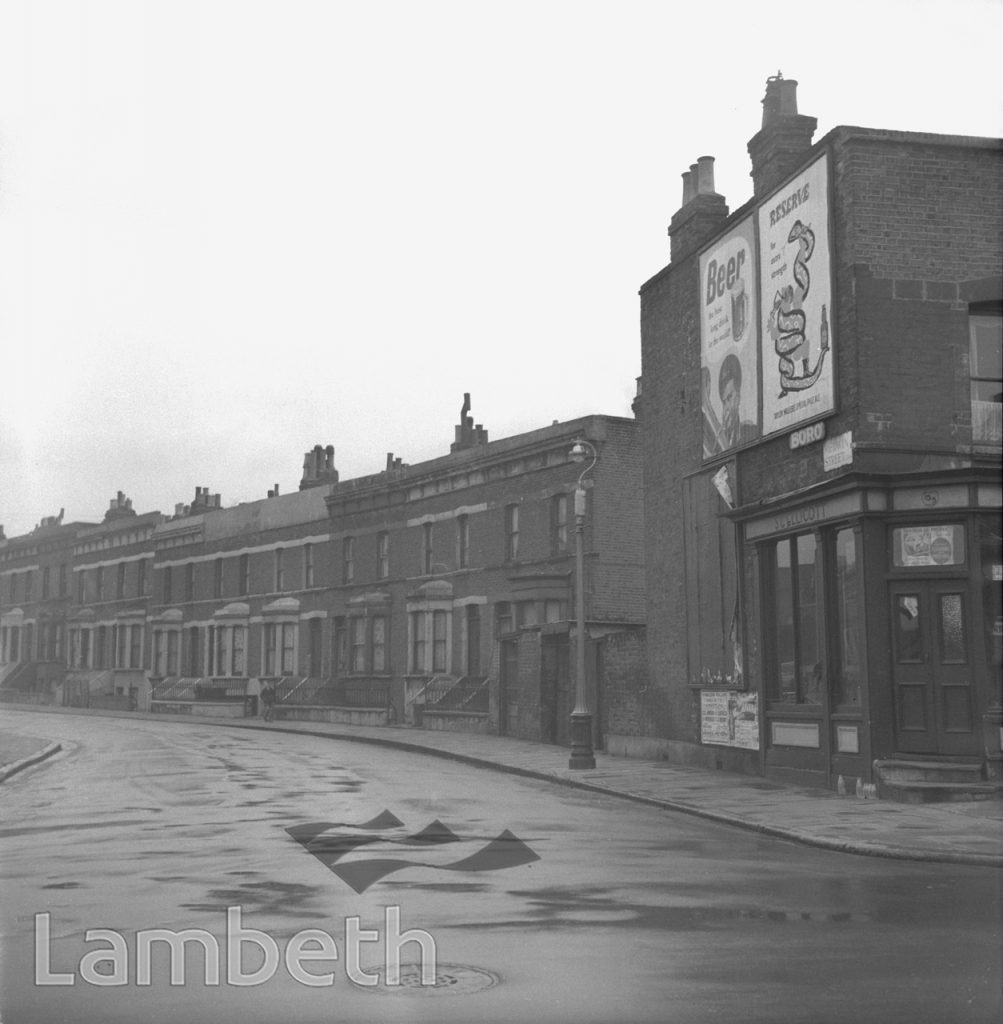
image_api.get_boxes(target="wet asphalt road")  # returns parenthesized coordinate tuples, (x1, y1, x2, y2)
(1, 711, 1000, 1024)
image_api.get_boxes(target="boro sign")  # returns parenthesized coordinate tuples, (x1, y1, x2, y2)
(789, 421, 826, 450)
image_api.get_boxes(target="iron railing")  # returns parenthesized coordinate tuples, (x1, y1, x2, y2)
(264, 676, 391, 709)
(427, 675, 490, 713)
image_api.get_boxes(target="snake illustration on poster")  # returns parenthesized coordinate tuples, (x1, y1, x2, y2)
(758, 154, 835, 436)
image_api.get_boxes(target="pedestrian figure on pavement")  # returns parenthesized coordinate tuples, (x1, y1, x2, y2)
(260, 681, 275, 722)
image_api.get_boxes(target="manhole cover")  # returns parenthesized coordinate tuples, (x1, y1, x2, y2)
(352, 962, 499, 995)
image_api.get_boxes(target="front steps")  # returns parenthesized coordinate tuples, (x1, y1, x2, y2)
(873, 758, 1003, 804)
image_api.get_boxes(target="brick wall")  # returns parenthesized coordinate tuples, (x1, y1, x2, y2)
(601, 627, 651, 739)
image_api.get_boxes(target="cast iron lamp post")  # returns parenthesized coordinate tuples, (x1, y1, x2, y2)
(568, 439, 597, 770)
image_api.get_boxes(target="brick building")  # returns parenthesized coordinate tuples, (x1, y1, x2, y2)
(633, 75, 1002, 798)
(0, 401, 645, 748)
(317, 400, 644, 745)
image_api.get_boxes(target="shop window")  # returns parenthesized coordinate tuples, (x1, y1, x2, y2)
(832, 528, 861, 705)
(978, 516, 1003, 707)
(970, 309, 1002, 443)
(766, 532, 822, 704)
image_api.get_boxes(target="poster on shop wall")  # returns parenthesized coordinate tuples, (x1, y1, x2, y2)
(758, 154, 836, 436)
(699, 215, 760, 458)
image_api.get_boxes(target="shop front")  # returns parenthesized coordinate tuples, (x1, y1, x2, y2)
(738, 470, 1002, 792)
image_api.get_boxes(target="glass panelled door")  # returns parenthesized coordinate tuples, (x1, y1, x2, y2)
(891, 581, 978, 756)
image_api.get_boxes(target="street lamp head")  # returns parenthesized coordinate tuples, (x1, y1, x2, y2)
(569, 441, 588, 463)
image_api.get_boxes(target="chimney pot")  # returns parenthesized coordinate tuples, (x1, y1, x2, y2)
(681, 170, 695, 205)
(697, 155, 716, 195)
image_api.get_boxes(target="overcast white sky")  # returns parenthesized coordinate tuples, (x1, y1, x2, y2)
(1, 0, 1001, 537)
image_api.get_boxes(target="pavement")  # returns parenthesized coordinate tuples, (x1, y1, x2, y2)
(2, 703, 1001, 868)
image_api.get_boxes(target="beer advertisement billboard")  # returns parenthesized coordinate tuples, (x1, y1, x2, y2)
(758, 154, 835, 435)
(700, 215, 759, 457)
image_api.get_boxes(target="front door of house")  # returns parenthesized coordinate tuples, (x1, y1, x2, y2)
(499, 639, 519, 737)
(890, 581, 980, 756)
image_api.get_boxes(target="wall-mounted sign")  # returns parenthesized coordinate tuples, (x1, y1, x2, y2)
(700, 690, 759, 750)
(789, 421, 826, 450)
(823, 430, 853, 471)
(892, 524, 966, 567)
(700, 216, 760, 457)
(758, 155, 835, 436)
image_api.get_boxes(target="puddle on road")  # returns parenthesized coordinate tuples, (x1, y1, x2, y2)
(389, 881, 490, 893)
(480, 887, 876, 931)
(0, 819, 150, 839)
(179, 880, 323, 916)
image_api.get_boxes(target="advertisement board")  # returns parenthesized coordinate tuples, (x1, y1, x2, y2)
(700, 215, 759, 457)
(758, 155, 835, 435)
(700, 690, 759, 750)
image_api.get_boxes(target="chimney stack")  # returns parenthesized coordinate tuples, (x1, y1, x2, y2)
(451, 393, 489, 452)
(669, 154, 728, 263)
(747, 72, 817, 197)
(299, 443, 339, 490)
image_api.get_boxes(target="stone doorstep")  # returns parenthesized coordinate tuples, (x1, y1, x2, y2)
(875, 780, 1003, 805)
(873, 758, 986, 785)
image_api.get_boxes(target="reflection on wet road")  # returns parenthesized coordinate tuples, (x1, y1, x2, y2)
(1, 711, 1000, 1024)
